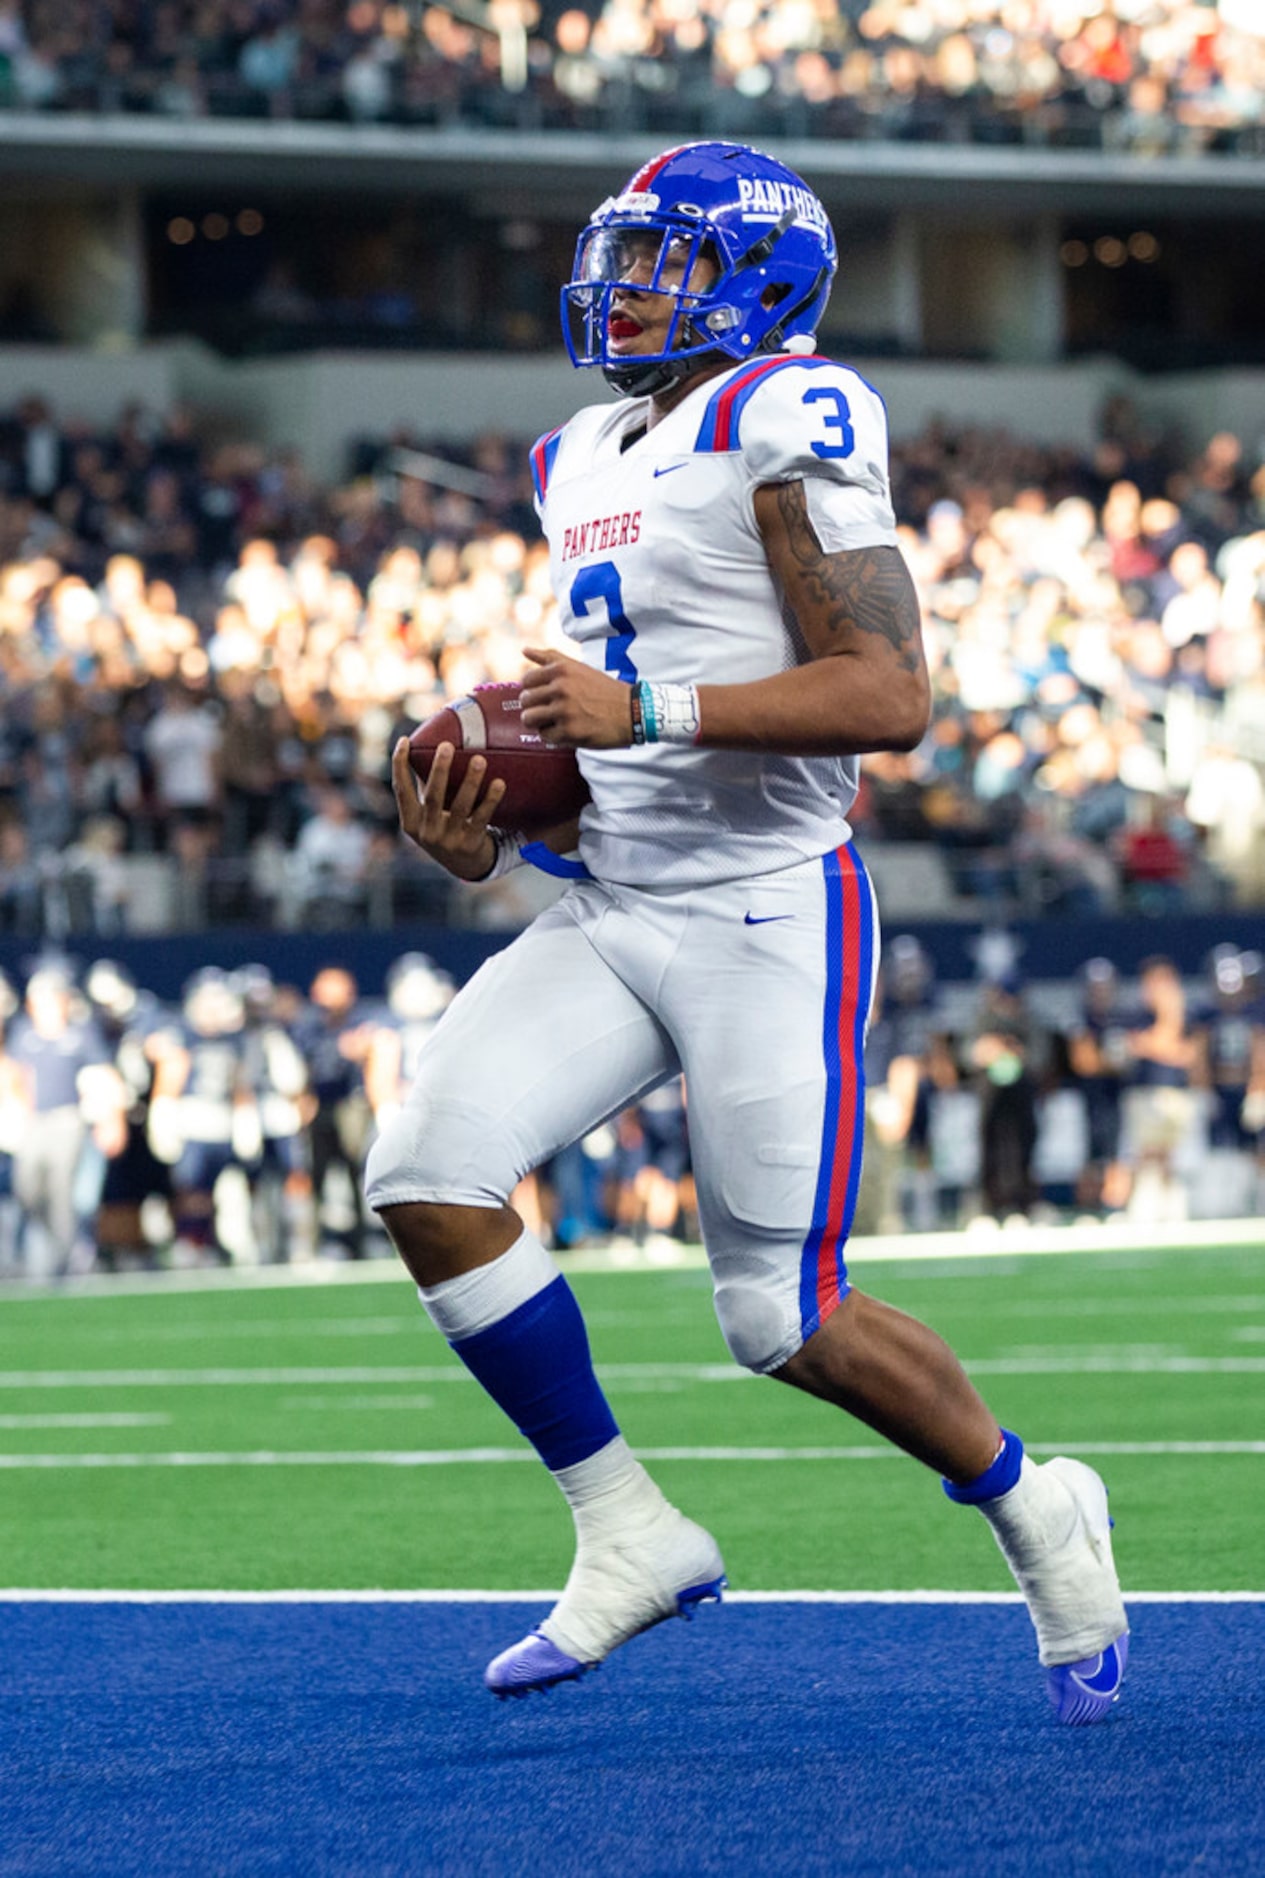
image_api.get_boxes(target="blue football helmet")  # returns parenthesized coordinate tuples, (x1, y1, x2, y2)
(562, 141, 838, 398)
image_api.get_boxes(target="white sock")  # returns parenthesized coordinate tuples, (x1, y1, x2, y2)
(417, 1229, 557, 1341)
(551, 1435, 670, 1544)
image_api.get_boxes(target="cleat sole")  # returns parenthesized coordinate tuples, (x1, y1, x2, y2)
(490, 1660, 594, 1700)
(677, 1575, 727, 1620)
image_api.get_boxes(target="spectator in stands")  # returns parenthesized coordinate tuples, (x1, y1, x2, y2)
(4, 0, 1264, 151)
(219, 669, 282, 853)
(1, 394, 67, 505)
(238, 18, 301, 109)
(143, 681, 223, 845)
(0, 820, 42, 934)
(289, 787, 372, 925)
(1114, 797, 1197, 913)
(79, 716, 143, 826)
(0, 386, 1263, 932)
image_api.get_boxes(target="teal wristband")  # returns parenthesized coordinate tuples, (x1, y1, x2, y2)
(637, 681, 659, 742)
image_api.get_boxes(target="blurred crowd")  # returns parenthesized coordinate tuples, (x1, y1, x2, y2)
(0, 398, 544, 932)
(2, 934, 1261, 1281)
(1, 386, 1264, 936)
(872, 406, 1265, 917)
(860, 933, 1265, 1233)
(0, 947, 698, 1275)
(2, 0, 1263, 154)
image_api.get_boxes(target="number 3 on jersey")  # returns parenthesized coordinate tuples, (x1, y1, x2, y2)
(803, 386, 856, 460)
(569, 561, 638, 682)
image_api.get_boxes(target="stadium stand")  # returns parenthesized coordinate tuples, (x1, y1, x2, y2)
(0, 391, 1262, 936)
(2, 0, 1263, 153)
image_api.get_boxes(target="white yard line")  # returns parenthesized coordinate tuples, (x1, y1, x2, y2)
(0, 1366, 523, 1388)
(2, 1440, 1263, 1469)
(55, 1318, 415, 1342)
(2, 1354, 1265, 1390)
(965, 1357, 1265, 1373)
(0, 1363, 742, 1388)
(0, 1588, 1260, 1603)
(280, 1395, 436, 1411)
(0, 1413, 170, 1430)
(963, 1296, 1265, 1319)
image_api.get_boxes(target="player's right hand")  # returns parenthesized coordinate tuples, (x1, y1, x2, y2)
(392, 736, 508, 882)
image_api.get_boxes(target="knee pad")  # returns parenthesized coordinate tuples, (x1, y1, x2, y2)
(711, 1267, 801, 1376)
(363, 1088, 519, 1213)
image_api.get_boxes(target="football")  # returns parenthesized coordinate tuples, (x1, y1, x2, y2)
(408, 682, 591, 837)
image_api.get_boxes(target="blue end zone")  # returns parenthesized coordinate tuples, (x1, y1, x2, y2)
(2, 1601, 1262, 1875)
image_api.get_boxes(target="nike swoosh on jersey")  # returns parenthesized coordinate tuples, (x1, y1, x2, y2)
(744, 913, 794, 925)
(652, 463, 688, 478)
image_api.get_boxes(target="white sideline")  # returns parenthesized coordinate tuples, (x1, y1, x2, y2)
(0, 1215, 1262, 1300)
(0, 1588, 1260, 1603)
(3, 1439, 1265, 1468)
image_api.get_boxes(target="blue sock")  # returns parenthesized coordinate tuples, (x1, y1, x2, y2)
(942, 1429, 1024, 1505)
(451, 1275, 620, 1472)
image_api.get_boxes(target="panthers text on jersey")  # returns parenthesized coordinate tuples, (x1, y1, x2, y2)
(532, 353, 899, 888)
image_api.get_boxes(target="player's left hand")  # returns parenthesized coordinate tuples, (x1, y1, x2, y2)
(520, 647, 634, 749)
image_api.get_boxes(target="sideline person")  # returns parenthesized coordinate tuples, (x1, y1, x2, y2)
(366, 142, 1127, 1722)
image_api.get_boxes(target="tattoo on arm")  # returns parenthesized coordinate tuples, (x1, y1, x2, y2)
(774, 481, 923, 674)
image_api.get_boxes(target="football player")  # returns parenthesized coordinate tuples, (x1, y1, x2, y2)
(149, 969, 256, 1266)
(234, 966, 311, 1263)
(293, 966, 376, 1262)
(372, 143, 1127, 1721)
(83, 959, 172, 1271)
(1066, 957, 1132, 1214)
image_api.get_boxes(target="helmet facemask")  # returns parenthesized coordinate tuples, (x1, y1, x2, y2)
(563, 220, 732, 396)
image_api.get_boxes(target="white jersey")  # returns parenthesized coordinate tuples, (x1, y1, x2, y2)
(532, 353, 898, 888)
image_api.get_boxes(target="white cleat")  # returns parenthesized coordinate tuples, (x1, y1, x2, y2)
(486, 1504, 726, 1699)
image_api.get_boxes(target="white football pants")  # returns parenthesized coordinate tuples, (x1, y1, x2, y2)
(365, 843, 878, 1372)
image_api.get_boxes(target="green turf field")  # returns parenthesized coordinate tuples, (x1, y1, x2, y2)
(1, 1241, 1261, 1592)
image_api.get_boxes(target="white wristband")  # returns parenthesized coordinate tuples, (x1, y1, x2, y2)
(478, 829, 526, 881)
(639, 681, 701, 745)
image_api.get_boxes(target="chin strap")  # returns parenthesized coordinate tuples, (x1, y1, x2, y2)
(602, 329, 727, 398)
(601, 355, 688, 398)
